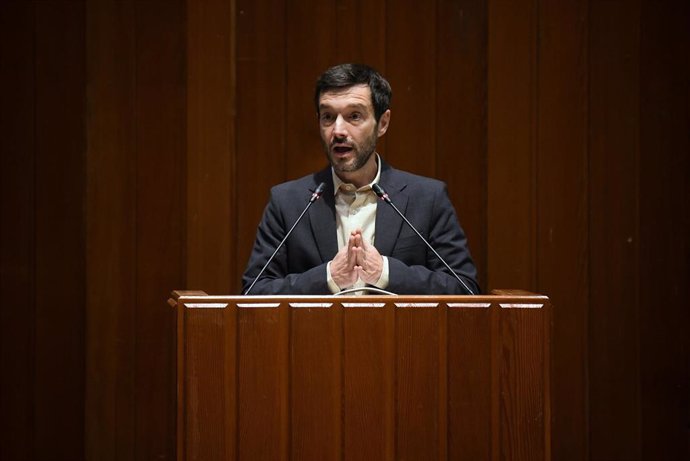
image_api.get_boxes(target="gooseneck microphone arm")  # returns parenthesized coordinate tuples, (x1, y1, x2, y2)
(371, 183, 475, 295)
(243, 182, 326, 295)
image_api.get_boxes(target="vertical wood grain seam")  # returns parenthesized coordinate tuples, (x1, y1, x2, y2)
(585, 2, 593, 456)
(393, 304, 398, 461)
(229, 0, 238, 294)
(432, 0, 438, 179)
(281, 0, 288, 184)
(438, 303, 448, 461)
(284, 303, 291, 461)
(385, 302, 395, 461)
(481, 0, 489, 290)
(583, 3, 591, 455)
(633, 0, 642, 450)
(224, 304, 234, 461)
(582, 1, 592, 457)
(531, 0, 540, 293)
(490, 302, 498, 460)
(179, 3, 189, 457)
(133, 3, 140, 457)
(339, 303, 345, 461)
(234, 304, 241, 461)
(544, 300, 552, 461)
(29, 4, 38, 456)
(176, 304, 181, 460)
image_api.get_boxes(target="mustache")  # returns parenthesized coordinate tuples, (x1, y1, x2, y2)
(330, 140, 354, 149)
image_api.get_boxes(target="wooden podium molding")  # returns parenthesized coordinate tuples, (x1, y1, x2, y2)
(170, 290, 551, 461)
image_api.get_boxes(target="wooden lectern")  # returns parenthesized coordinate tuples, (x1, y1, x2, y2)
(170, 290, 551, 460)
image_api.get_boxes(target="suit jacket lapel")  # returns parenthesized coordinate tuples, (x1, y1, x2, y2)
(309, 168, 339, 261)
(375, 163, 407, 256)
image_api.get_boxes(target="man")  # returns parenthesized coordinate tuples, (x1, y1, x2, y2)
(242, 63, 479, 295)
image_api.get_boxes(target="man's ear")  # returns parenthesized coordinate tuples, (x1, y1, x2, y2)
(377, 109, 391, 137)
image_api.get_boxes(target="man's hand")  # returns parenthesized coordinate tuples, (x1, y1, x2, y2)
(330, 233, 360, 289)
(351, 231, 383, 285)
(330, 229, 383, 289)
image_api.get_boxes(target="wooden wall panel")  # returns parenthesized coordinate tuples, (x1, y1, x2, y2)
(537, 1, 589, 459)
(436, 0, 488, 287)
(85, 1, 138, 458)
(285, 0, 334, 180)
(0, 2, 86, 459)
(187, 0, 235, 294)
(638, 0, 689, 457)
(86, 1, 186, 459)
(487, 0, 537, 290)
(34, 2, 86, 459)
(134, 1, 186, 458)
(236, 0, 286, 291)
(386, 0, 437, 176)
(334, 0, 388, 156)
(588, 1, 641, 458)
(334, 0, 387, 70)
(0, 3, 36, 459)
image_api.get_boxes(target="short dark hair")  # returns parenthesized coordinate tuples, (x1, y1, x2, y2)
(314, 63, 392, 121)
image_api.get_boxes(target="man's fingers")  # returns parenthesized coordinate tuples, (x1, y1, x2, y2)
(352, 245, 364, 267)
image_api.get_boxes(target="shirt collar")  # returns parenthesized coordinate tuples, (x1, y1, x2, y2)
(331, 153, 382, 195)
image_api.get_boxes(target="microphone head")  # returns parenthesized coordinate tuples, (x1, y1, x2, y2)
(372, 183, 392, 203)
(372, 183, 386, 198)
(309, 182, 326, 202)
(314, 182, 326, 196)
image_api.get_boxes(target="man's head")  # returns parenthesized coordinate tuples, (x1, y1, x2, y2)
(314, 63, 392, 122)
(315, 64, 392, 186)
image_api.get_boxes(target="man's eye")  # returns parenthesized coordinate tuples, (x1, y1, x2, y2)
(350, 112, 362, 121)
(321, 113, 334, 123)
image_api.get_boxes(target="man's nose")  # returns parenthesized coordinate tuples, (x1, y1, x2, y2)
(333, 114, 347, 137)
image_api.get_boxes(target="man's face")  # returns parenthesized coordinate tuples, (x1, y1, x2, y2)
(318, 84, 389, 176)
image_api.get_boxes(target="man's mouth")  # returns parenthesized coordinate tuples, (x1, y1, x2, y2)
(332, 145, 353, 155)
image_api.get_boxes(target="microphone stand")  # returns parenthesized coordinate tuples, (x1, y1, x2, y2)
(372, 183, 475, 295)
(244, 182, 326, 295)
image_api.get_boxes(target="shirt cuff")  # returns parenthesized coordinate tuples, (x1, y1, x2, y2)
(371, 256, 390, 289)
(326, 261, 342, 294)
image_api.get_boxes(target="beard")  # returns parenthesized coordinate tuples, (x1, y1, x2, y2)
(323, 124, 379, 174)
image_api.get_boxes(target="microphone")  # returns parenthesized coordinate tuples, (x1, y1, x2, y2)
(244, 182, 326, 295)
(371, 183, 476, 295)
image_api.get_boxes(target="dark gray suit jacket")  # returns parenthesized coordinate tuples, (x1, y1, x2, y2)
(242, 161, 479, 295)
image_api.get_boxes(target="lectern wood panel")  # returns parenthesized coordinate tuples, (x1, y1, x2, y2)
(396, 305, 442, 459)
(291, 306, 341, 460)
(172, 293, 551, 461)
(237, 304, 287, 460)
(342, 304, 394, 461)
(447, 305, 492, 459)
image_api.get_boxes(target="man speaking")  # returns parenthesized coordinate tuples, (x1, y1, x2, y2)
(242, 63, 479, 295)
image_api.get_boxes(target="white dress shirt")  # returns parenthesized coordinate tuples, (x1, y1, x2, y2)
(326, 155, 390, 293)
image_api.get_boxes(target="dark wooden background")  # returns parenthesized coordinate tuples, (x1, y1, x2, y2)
(0, 0, 687, 460)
